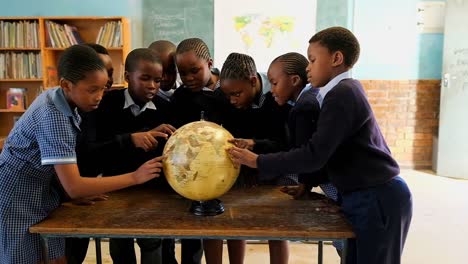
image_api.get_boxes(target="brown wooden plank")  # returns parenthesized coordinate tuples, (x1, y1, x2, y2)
(30, 186, 354, 240)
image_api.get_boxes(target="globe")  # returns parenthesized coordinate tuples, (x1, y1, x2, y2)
(163, 121, 240, 204)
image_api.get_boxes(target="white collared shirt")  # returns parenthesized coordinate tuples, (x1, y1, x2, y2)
(251, 72, 271, 109)
(316, 71, 352, 108)
(123, 89, 156, 116)
(288, 84, 312, 106)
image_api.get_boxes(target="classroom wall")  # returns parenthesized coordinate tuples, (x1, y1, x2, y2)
(352, 0, 444, 80)
(2, 0, 444, 168)
(2, 0, 443, 80)
(353, 0, 443, 168)
(315, 0, 443, 168)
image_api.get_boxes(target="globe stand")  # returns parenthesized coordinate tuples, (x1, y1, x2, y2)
(190, 199, 224, 216)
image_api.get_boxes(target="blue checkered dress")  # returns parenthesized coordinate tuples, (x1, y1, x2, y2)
(0, 88, 81, 263)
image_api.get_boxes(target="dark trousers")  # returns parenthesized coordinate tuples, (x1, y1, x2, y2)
(341, 176, 413, 264)
(65, 238, 90, 264)
(162, 239, 178, 264)
(110, 238, 163, 264)
(159, 238, 203, 264)
(181, 239, 203, 264)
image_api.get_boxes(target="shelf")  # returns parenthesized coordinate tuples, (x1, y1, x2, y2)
(0, 79, 43, 82)
(112, 83, 126, 88)
(0, 109, 26, 113)
(44, 16, 124, 20)
(0, 17, 38, 21)
(0, 16, 130, 145)
(45, 47, 123, 51)
(0, 48, 41, 51)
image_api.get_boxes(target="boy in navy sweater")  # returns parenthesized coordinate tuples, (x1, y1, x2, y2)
(96, 48, 174, 264)
(228, 27, 413, 264)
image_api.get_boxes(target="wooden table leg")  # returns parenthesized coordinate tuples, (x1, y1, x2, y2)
(95, 238, 102, 264)
(341, 239, 348, 264)
(318, 241, 323, 264)
(41, 235, 50, 264)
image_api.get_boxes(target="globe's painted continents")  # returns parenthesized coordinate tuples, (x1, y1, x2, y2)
(163, 121, 240, 201)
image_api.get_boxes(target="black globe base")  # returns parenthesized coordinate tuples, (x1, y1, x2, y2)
(190, 199, 224, 216)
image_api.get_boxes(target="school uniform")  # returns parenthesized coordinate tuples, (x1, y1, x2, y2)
(96, 88, 171, 264)
(219, 72, 291, 186)
(257, 71, 412, 264)
(169, 80, 226, 264)
(0, 88, 81, 263)
(287, 86, 337, 195)
(157, 79, 182, 102)
(65, 109, 104, 264)
(288, 85, 342, 251)
(170, 83, 223, 128)
(221, 72, 289, 153)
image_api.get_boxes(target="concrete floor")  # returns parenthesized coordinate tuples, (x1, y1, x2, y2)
(83, 169, 468, 263)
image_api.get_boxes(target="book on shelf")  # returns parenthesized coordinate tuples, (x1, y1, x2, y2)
(96, 21, 122, 47)
(45, 21, 84, 48)
(6, 88, 26, 110)
(0, 20, 39, 48)
(0, 51, 41, 79)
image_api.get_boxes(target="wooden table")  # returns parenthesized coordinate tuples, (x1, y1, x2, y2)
(30, 186, 354, 264)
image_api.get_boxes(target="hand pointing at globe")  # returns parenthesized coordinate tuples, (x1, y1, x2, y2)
(131, 156, 164, 184)
(228, 146, 259, 169)
(151, 123, 176, 135)
(131, 131, 168, 152)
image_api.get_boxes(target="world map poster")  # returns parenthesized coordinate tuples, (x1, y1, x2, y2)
(214, 0, 317, 72)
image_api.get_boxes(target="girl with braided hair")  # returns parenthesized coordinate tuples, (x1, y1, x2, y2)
(0, 45, 164, 264)
(171, 38, 225, 129)
(172, 38, 227, 264)
(268, 52, 339, 205)
(206, 52, 291, 264)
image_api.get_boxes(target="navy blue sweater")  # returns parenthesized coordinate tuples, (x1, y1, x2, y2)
(288, 88, 329, 187)
(258, 79, 400, 193)
(95, 89, 171, 179)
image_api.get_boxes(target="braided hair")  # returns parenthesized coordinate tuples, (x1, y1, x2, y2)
(175, 38, 211, 60)
(309, 26, 360, 68)
(125, 48, 161, 72)
(271, 52, 309, 86)
(220, 52, 257, 81)
(58, 45, 105, 84)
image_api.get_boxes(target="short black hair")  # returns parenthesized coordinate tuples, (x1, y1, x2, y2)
(125, 48, 161, 72)
(148, 40, 176, 54)
(220, 52, 256, 81)
(58, 44, 105, 84)
(309, 27, 360, 68)
(176, 38, 211, 60)
(271, 52, 309, 87)
(83, 43, 109, 55)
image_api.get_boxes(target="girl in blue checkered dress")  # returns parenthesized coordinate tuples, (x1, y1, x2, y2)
(0, 45, 165, 264)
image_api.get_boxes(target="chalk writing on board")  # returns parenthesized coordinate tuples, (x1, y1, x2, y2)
(453, 48, 468, 55)
(148, 11, 188, 40)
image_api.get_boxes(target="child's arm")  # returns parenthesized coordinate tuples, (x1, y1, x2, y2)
(229, 86, 356, 175)
(130, 131, 168, 152)
(228, 138, 255, 150)
(54, 156, 164, 199)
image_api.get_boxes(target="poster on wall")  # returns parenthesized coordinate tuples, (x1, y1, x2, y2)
(214, 0, 317, 72)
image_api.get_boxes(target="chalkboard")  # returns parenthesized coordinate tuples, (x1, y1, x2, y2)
(142, 0, 214, 55)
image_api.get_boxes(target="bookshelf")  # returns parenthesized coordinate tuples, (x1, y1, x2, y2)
(0, 16, 131, 148)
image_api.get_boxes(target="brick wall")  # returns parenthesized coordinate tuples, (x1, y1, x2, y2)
(361, 80, 440, 169)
